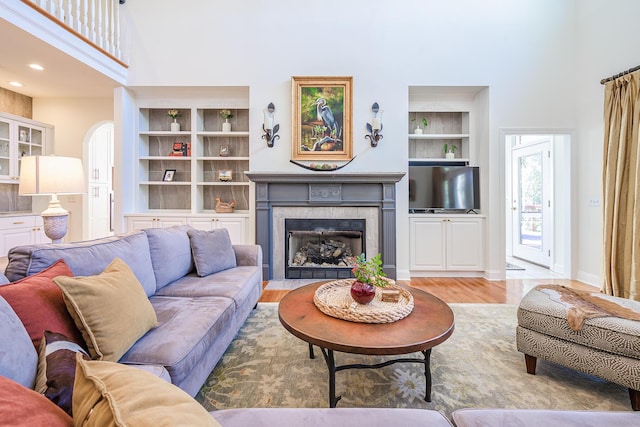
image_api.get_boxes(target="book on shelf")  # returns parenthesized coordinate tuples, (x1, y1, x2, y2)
(169, 142, 191, 157)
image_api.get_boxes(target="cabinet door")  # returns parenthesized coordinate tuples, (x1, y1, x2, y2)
(187, 217, 247, 244)
(127, 217, 156, 231)
(410, 218, 446, 270)
(156, 217, 187, 228)
(0, 227, 33, 256)
(0, 118, 12, 182)
(446, 218, 484, 270)
(32, 216, 48, 244)
(216, 217, 246, 244)
(187, 218, 215, 231)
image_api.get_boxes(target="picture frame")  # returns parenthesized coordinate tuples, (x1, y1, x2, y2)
(162, 169, 176, 182)
(291, 76, 353, 161)
(218, 169, 233, 182)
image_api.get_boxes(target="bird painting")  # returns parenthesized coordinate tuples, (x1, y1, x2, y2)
(312, 98, 339, 137)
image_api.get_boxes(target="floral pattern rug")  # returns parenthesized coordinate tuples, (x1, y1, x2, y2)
(196, 303, 630, 418)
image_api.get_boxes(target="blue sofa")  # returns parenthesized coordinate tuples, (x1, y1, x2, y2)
(3, 225, 263, 397)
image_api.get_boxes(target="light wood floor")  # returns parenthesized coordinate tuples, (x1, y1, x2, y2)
(259, 277, 599, 304)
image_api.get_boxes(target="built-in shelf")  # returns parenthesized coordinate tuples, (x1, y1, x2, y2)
(408, 133, 470, 140)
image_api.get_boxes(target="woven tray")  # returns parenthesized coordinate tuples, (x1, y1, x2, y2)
(313, 279, 414, 324)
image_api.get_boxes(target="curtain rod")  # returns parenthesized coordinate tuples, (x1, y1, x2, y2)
(600, 65, 640, 84)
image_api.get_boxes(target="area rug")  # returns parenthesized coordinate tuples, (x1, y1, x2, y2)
(506, 262, 525, 270)
(195, 303, 630, 419)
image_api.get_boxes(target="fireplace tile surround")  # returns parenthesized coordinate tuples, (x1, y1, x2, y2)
(245, 172, 405, 280)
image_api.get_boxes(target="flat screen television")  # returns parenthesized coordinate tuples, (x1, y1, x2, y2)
(408, 163, 480, 212)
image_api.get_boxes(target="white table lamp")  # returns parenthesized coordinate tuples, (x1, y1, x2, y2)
(18, 156, 86, 243)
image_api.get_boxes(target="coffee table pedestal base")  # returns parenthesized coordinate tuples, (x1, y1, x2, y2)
(309, 343, 432, 408)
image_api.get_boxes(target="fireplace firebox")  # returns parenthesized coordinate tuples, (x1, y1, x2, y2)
(285, 218, 365, 279)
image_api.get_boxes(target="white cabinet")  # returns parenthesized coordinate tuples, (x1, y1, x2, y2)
(187, 215, 248, 244)
(125, 214, 248, 244)
(125, 215, 187, 231)
(0, 215, 47, 256)
(409, 216, 485, 272)
(0, 113, 51, 184)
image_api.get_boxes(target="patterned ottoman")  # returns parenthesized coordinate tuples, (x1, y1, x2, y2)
(516, 285, 640, 410)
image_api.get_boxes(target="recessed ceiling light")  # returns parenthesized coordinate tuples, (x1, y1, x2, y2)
(29, 63, 44, 71)
(9, 81, 23, 87)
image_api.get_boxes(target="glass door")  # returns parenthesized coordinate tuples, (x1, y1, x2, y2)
(511, 138, 552, 266)
(0, 119, 10, 180)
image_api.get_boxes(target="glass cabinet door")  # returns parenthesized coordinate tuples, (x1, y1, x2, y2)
(0, 120, 11, 179)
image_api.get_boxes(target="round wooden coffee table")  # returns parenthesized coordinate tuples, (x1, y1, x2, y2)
(278, 282, 454, 407)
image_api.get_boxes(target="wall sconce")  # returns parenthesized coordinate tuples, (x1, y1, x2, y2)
(262, 103, 280, 147)
(365, 102, 383, 147)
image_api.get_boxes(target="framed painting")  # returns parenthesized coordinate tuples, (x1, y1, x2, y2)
(291, 76, 353, 161)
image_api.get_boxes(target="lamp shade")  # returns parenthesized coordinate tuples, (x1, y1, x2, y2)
(18, 156, 86, 195)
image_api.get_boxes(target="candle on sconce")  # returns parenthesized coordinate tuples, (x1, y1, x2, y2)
(372, 117, 381, 130)
(264, 111, 274, 130)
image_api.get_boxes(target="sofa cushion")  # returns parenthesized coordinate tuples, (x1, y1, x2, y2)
(145, 225, 194, 291)
(36, 331, 89, 416)
(0, 296, 38, 388)
(119, 295, 234, 387)
(211, 408, 454, 427)
(0, 376, 73, 426)
(451, 408, 640, 427)
(73, 356, 220, 427)
(0, 271, 9, 285)
(0, 259, 84, 349)
(155, 266, 262, 310)
(187, 228, 237, 276)
(53, 258, 158, 362)
(5, 231, 157, 297)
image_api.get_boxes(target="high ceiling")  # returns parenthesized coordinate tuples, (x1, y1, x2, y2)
(0, 19, 121, 98)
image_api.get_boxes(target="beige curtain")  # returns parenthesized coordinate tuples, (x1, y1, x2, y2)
(602, 71, 640, 301)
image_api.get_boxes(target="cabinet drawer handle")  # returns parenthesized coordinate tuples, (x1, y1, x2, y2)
(13, 221, 25, 225)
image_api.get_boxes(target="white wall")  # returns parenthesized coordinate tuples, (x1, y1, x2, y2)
(32, 98, 114, 242)
(114, 0, 639, 282)
(574, 0, 640, 285)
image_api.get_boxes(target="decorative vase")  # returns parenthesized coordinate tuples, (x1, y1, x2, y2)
(170, 120, 180, 132)
(350, 280, 376, 305)
(222, 119, 231, 132)
(445, 151, 455, 159)
(414, 127, 423, 135)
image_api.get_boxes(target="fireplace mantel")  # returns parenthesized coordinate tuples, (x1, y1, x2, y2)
(246, 171, 405, 280)
(245, 172, 405, 184)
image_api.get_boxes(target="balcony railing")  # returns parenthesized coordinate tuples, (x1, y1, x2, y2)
(21, 0, 125, 66)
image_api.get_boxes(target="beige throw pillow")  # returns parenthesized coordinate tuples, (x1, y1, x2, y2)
(73, 356, 220, 427)
(53, 257, 157, 362)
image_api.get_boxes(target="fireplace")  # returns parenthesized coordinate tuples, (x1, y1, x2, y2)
(245, 172, 405, 280)
(285, 218, 365, 279)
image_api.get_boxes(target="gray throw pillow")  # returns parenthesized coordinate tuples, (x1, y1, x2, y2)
(187, 228, 237, 277)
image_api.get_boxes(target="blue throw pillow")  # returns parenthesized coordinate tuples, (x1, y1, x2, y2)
(187, 228, 237, 277)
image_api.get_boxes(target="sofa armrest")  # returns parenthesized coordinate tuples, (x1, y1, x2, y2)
(233, 244, 263, 268)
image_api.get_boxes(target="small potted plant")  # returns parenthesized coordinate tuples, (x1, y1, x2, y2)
(168, 109, 180, 132)
(411, 117, 422, 134)
(349, 253, 387, 304)
(443, 143, 457, 159)
(220, 109, 233, 132)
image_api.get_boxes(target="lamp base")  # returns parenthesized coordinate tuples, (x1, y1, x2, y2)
(40, 194, 69, 243)
(42, 214, 68, 243)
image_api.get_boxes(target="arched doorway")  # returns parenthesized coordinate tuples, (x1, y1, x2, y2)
(83, 122, 114, 240)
